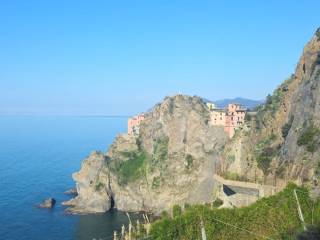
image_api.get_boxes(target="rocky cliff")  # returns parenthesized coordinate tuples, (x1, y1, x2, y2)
(220, 29, 320, 188)
(65, 95, 228, 214)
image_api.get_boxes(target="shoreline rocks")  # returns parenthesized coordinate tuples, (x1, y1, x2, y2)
(38, 198, 56, 209)
(64, 188, 78, 196)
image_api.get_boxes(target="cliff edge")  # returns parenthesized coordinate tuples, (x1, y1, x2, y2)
(65, 95, 228, 214)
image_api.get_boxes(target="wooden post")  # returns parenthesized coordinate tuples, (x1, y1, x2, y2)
(121, 225, 126, 240)
(128, 223, 132, 240)
(200, 219, 207, 240)
(136, 220, 140, 236)
(145, 214, 150, 223)
(294, 189, 307, 231)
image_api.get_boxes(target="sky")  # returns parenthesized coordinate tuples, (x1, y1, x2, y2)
(0, 0, 319, 116)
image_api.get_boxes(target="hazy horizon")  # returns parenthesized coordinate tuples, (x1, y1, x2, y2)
(1, 1, 319, 116)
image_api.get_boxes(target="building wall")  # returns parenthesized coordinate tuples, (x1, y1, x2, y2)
(210, 103, 246, 138)
(210, 111, 226, 126)
(128, 114, 145, 135)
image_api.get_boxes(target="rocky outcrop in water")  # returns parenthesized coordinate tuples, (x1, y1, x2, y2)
(65, 95, 228, 214)
(38, 198, 56, 209)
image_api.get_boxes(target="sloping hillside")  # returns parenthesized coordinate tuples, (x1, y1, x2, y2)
(220, 28, 320, 189)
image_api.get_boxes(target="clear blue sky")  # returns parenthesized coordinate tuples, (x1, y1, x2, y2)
(0, 0, 319, 116)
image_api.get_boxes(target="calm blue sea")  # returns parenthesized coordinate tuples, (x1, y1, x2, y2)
(0, 116, 138, 240)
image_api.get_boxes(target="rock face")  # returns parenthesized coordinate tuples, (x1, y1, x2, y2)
(64, 188, 77, 195)
(38, 198, 56, 209)
(66, 95, 228, 214)
(220, 29, 320, 187)
(63, 152, 113, 213)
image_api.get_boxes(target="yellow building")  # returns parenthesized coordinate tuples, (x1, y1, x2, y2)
(206, 102, 216, 110)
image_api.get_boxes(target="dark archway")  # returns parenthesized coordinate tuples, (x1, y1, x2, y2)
(110, 195, 115, 209)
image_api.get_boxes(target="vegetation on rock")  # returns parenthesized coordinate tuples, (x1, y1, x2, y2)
(150, 183, 320, 240)
(282, 116, 294, 139)
(254, 134, 278, 175)
(95, 181, 105, 191)
(113, 151, 148, 185)
(297, 123, 320, 153)
(152, 136, 169, 168)
(172, 205, 182, 218)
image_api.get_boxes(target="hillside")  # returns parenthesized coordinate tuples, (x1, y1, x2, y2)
(220, 28, 320, 191)
(213, 97, 264, 110)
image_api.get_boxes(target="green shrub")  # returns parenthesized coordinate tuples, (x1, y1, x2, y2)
(244, 113, 252, 122)
(152, 136, 169, 165)
(223, 172, 241, 181)
(212, 198, 223, 208)
(161, 210, 169, 219)
(184, 203, 191, 210)
(152, 176, 161, 189)
(185, 154, 193, 169)
(297, 123, 320, 153)
(282, 116, 294, 139)
(115, 151, 148, 185)
(257, 76, 294, 120)
(95, 182, 104, 191)
(172, 205, 182, 218)
(256, 147, 276, 175)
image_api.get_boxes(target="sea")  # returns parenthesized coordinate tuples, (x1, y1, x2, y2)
(0, 116, 140, 240)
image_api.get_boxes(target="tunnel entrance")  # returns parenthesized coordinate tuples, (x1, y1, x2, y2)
(223, 185, 236, 196)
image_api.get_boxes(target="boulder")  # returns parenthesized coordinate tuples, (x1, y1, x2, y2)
(64, 188, 78, 195)
(38, 198, 56, 209)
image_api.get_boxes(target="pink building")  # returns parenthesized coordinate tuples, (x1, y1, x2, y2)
(128, 114, 145, 135)
(210, 103, 246, 138)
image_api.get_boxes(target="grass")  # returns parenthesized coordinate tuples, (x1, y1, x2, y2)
(149, 183, 320, 240)
(172, 205, 182, 218)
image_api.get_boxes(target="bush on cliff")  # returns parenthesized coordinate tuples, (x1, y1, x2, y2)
(282, 116, 294, 139)
(297, 123, 320, 153)
(152, 136, 169, 167)
(113, 151, 148, 185)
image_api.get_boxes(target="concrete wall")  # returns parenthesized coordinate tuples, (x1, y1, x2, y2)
(213, 174, 277, 208)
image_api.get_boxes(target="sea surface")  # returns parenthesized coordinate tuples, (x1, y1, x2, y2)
(0, 116, 140, 240)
